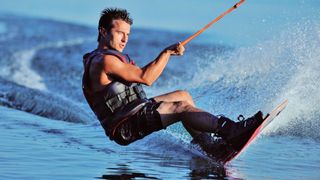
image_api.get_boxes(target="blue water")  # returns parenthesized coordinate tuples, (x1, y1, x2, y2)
(1, 1, 320, 179)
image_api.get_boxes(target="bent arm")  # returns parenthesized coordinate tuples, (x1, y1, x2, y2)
(140, 49, 172, 86)
(104, 43, 184, 86)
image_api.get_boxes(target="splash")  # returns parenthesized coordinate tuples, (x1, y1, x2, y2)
(266, 20, 320, 140)
(187, 20, 320, 140)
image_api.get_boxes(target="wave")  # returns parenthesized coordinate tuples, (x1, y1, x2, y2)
(0, 78, 94, 123)
(0, 14, 97, 123)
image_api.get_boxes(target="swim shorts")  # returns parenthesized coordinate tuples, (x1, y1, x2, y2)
(112, 99, 163, 145)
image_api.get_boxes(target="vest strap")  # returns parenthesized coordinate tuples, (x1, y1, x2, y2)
(104, 84, 146, 113)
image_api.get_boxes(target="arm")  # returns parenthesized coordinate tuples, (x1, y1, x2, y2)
(103, 43, 185, 86)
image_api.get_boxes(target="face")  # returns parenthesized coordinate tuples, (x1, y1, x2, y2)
(104, 19, 131, 52)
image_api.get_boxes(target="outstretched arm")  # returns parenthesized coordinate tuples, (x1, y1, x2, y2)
(103, 42, 185, 86)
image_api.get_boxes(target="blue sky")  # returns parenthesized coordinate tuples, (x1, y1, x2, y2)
(0, 0, 319, 45)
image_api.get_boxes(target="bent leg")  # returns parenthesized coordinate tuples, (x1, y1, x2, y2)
(152, 90, 195, 106)
(152, 90, 201, 137)
(156, 101, 219, 133)
(155, 99, 265, 152)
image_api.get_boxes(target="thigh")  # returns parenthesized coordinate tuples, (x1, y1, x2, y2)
(152, 90, 192, 104)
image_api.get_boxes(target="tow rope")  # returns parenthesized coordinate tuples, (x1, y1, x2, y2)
(181, 0, 246, 46)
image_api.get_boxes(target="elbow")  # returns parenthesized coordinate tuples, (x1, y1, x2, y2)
(141, 74, 153, 86)
(143, 78, 153, 86)
(146, 81, 153, 86)
(140, 68, 154, 86)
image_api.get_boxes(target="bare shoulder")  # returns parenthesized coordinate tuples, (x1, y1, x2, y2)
(101, 54, 144, 84)
(103, 54, 129, 73)
(103, 54, 121, 64)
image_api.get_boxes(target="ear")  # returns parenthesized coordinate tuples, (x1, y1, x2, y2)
(99, 27, 107, 38)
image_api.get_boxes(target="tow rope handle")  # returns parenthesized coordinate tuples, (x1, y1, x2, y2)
(180, 0, 246, 46)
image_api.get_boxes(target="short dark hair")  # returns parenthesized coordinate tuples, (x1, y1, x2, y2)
(97, 8, 133, 42)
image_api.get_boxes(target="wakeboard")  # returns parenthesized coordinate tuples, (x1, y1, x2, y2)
(203, 100, 288, 164)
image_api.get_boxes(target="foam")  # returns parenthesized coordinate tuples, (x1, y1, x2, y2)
(11, 49, 48, 90)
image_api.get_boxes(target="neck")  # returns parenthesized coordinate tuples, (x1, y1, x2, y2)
(97, 41, 108, 50)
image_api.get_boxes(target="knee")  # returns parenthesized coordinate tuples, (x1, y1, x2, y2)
(172, 101, 192, 112)
(175, 90, 195, 106)
(176, 90, 193, 101)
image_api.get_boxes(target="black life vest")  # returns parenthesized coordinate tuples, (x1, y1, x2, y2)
(82, 49, 148, 137)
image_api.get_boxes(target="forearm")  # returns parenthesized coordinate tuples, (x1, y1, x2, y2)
(142, 50, 172, 86)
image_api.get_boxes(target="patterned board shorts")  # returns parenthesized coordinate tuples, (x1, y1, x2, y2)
(112, 99, 163, 145)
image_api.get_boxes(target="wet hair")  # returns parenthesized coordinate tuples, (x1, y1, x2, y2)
(97, 8, 133, 42)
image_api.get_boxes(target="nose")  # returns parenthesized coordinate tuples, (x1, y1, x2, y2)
(121, 34, 128, 43)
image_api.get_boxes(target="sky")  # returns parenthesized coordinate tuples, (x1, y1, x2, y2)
(0, 0, 319, 45)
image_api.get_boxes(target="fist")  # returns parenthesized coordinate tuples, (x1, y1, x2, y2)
(165, 42, 185, 56)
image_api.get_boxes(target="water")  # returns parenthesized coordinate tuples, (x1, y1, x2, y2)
(1, 1, 320, 179)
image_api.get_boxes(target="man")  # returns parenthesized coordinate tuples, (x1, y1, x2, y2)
(82, 8, 264, 151)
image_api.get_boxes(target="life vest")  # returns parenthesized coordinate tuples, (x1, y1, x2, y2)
(82, 49, 148, 138)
